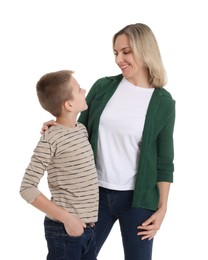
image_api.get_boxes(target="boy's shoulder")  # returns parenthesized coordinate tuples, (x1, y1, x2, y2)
(40, 123, 88, 144)
(40, 125, 61, 142)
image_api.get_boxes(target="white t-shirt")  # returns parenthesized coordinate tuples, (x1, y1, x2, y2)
(96, 78, 154, 190)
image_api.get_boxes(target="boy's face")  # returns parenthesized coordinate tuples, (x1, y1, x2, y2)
(69, 76, 88, 113)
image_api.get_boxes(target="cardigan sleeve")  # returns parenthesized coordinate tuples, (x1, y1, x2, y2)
(157, 101, 176, 182)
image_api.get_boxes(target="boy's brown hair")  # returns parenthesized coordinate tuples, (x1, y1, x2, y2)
(36, 70, 74, 117)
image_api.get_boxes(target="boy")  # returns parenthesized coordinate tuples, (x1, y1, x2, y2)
(20, 70, 99, 260)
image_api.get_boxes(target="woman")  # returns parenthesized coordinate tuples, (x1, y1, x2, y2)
(43, 23, 175, 260)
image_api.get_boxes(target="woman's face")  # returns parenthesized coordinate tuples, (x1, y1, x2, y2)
(114, 34, 142, 83)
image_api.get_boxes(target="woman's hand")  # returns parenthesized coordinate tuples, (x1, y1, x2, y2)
(137, 207, 166, 240)
(40, 120, 57, 134)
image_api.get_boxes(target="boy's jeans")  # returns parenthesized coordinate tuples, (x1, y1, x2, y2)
(44, 216, 97, 260)
(95, 187, 155, 260)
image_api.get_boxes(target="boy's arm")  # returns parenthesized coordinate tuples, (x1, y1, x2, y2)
(32, 193, 86, 236)
(20, 140, 86, 236)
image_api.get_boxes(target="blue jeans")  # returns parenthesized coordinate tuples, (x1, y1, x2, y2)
(95, 187, 155, 260)
(44, 216, 97, 260)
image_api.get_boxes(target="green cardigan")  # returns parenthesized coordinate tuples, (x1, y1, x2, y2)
(78, 74, 175, 210)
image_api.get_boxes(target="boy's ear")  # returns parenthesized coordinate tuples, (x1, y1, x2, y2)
(64, 101, 73, 112)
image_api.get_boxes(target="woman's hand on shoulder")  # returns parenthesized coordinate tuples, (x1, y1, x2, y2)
(40, 119, 57, 134)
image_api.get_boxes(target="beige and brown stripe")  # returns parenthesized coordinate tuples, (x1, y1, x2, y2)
(20, 123, 99, 223)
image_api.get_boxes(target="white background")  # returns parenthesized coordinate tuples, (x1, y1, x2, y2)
(1, 0, 208, 259)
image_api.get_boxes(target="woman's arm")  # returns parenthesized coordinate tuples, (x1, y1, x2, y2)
(137, 99, 175, 240)
(137, 182, 171, 240)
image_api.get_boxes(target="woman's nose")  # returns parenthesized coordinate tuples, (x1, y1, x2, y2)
(115, 53, 123, 64)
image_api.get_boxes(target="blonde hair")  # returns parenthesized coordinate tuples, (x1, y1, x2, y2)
(36, 70, 74, 117)
(113, 23, 167, 87)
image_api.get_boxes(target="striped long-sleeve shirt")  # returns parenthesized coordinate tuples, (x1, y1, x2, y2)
(20, 123, 99, 223)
